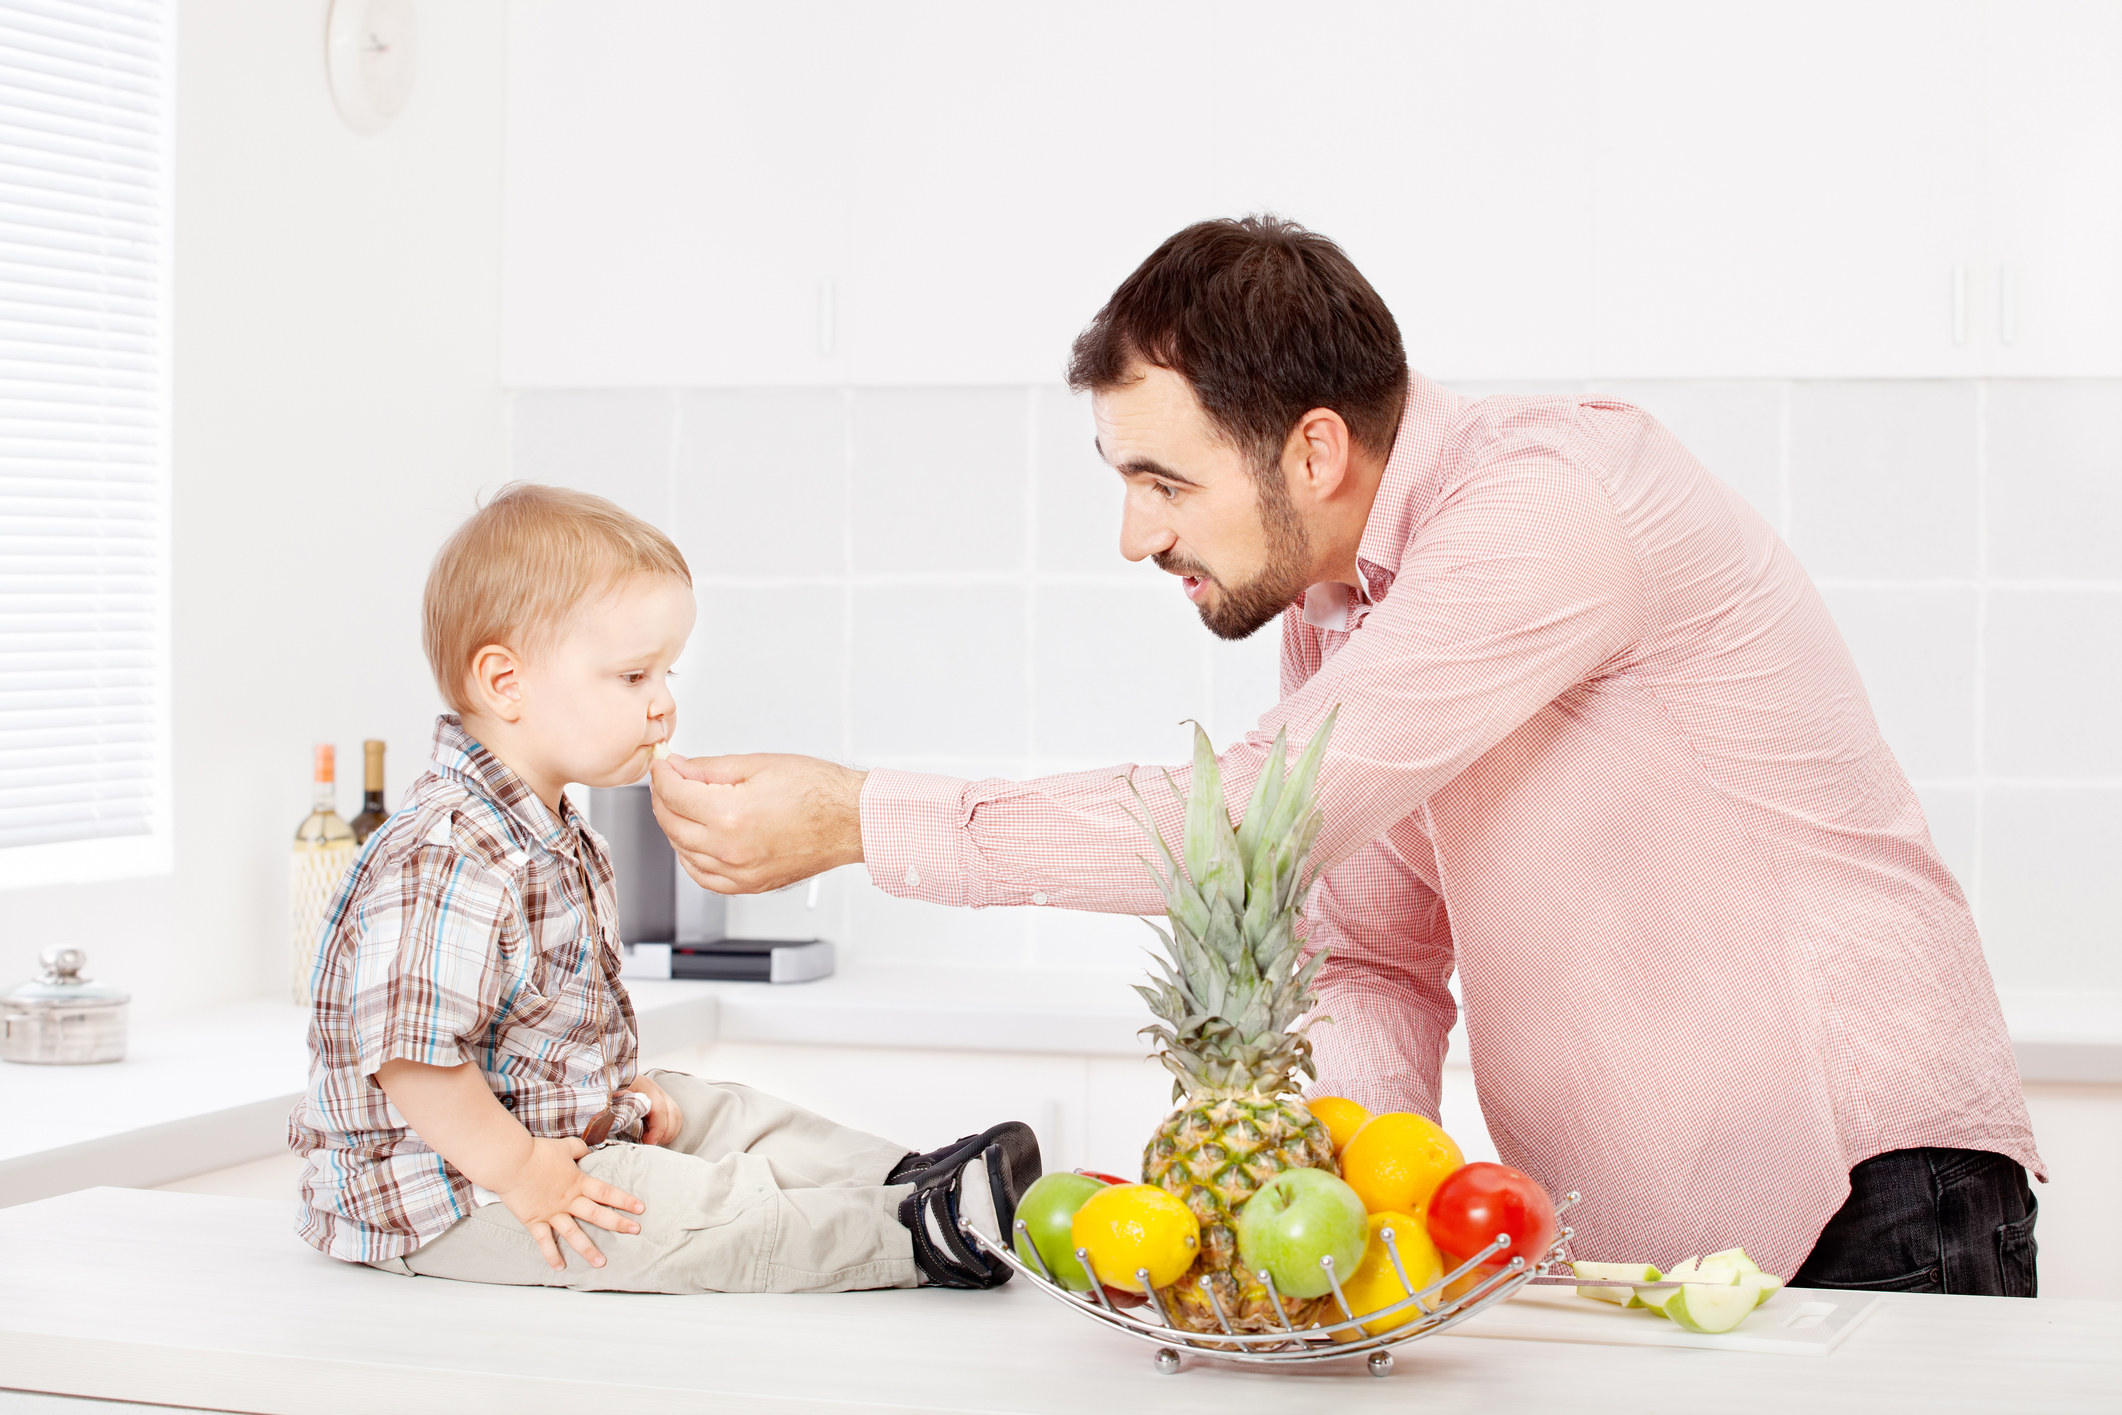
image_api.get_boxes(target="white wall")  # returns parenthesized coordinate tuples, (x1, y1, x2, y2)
(508, 377, 2122, 1001)
(0, 1, 509, 1018)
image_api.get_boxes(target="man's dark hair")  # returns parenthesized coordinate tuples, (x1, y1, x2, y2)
(1066, 214, 1409, 467)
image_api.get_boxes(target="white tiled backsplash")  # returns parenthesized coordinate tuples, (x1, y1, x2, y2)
(508, 381, 2121, 993)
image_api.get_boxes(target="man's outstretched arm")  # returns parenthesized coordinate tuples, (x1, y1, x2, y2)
(651, 451, 1643, 913)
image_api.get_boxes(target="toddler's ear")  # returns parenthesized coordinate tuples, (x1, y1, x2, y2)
(468, 643, 528, 721)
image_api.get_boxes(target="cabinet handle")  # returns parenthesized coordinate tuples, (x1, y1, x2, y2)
(1952, 264, 1969, 346)
(1998, 264, 2019, 347)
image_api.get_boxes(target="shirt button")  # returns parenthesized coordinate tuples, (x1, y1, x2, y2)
(904, 866, 921, 889)
(1031, 891, 1048, 905)
(499, 1094, 517, 1111)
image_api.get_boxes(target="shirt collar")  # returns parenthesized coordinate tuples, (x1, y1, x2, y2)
(1299, 371, 1472, 632)
(428, 713, 582, 857)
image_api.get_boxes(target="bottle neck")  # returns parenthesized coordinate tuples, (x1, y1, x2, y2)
(312, 780, 337, 815)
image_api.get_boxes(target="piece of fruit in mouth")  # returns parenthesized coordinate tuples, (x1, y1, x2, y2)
(652, 741, 670, 760)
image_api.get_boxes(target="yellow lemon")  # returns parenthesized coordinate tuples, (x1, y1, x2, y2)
(1332, 1211, 1447, 1341)
(1339, 1112, 1464, 1217)
(1070, 1183, 1200, 1293)
(1304, 1095, 1373, 1156)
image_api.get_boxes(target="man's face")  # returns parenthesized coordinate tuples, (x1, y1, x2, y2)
(1093, 364, 1313, 641)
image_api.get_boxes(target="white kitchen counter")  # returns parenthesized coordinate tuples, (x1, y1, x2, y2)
(2, 1188, 2115, 1415)
(3, 965, 2113, 1210)
(0, 965, 1151, 1208)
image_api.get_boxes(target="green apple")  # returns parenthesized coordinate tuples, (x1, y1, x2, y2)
(1234, 1168, 1369, 1300)
(1662, 1256, 1744, 1286)
(1665, 1280, 1759, 1334)
(1740, 1272, 1784, 1307)
(1704, 1246, 1762, 1275)
(1012, 1172, 1108, 1291)
(1569, 1260, 1661, 1306)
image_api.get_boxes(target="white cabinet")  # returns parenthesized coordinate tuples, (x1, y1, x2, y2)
(648, 1039, 1178, 1177)
(1983, 0, 2122, 377)
(503, 1, 2119, 386)
(1589, 0, 1985, 378)
(503, 1, 1597, 387)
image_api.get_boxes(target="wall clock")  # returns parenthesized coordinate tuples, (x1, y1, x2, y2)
(326, 0, 418, 135)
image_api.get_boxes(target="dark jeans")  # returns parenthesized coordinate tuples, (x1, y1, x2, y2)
(1793, 1147, 2038, 1297)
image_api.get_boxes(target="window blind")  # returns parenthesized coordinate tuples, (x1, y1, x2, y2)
(0, 0, 165, 850)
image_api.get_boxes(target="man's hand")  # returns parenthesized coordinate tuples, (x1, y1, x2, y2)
(493, 1135, 648, 1271)
(626, 1072, 686, 1148)
(649, 752, 865, 894)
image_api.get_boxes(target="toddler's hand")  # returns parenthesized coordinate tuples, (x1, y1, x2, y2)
(627, 1072, 686, 1148)
(496, 1135, 646, 1270)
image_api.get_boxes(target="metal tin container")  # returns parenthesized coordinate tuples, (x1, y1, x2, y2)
(1, 947, 129, 1065)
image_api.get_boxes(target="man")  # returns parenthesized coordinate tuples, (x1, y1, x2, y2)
(651, 217, 2041, 1294)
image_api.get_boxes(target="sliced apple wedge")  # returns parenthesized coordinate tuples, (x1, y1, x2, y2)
(1665, 1280, 1759, 1334)
(1662, 1256, 1744, 1286)
(1739, 1272, 1785, 1308)
(1569, 1260, 1661, 1306)
(1704, 1246, 1763, 1275)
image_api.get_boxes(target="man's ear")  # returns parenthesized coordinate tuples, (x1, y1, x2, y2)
(466, 643, 528, 723)
(1282, 407, 1353, 504)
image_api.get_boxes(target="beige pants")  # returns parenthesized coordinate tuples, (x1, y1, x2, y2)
(372, 1071, 918, 1293)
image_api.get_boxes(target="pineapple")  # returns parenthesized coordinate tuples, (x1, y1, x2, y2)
(1129, 711, 1339, 1334)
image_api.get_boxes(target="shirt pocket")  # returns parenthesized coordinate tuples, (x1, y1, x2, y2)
(488, 931, 597, 1061)
(1797, 1262, 1944, 1294)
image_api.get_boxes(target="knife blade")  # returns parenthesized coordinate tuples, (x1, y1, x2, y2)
(1527, 1275, 1730, 1290)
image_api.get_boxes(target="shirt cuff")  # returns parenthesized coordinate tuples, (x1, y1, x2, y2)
(860, 769, 974, 906)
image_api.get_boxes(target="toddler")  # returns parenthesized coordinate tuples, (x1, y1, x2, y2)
(289, 483, 1037, 1292)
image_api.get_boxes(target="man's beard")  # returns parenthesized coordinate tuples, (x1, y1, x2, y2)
(1155, 466, 1313, 642)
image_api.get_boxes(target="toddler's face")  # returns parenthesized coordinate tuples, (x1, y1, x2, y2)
(514, 573, 695, 790)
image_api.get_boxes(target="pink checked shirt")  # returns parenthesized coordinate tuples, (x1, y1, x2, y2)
(860, 373, 2041, 1277)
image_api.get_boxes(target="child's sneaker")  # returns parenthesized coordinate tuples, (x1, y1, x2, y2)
(894, 1122, 1041, 1289)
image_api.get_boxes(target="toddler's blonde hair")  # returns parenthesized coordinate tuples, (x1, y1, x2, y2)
(423, 482, 691, 715)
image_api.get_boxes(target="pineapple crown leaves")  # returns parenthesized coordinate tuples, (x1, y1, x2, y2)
(1124, 708, 1340, 1099)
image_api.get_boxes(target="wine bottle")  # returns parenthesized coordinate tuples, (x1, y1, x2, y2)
(291, 745, 358, 1005)
(350, 739, 388, 843)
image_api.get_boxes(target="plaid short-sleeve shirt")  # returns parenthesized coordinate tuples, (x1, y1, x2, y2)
(290, 715, 651, 1262)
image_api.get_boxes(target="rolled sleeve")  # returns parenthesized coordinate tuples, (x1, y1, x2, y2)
(859, 770, 977, 905)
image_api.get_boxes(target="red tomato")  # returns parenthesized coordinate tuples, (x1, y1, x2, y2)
(1424, 1162, 1558, 1274)
(1075, 1170, 1131, 1187)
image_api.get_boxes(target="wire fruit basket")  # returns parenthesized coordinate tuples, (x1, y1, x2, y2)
(964, 1187, 1579, 1377)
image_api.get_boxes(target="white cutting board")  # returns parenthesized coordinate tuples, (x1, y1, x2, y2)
(1454, 1283, 1882, 1355)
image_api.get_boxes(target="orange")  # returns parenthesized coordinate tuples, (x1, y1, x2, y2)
(1070, 1183, 1200, 1293)
(1304, 1095, 1373, 1156)
(1338, 1112, 1464, 1217)
(1331, 1211, 1447, 1341)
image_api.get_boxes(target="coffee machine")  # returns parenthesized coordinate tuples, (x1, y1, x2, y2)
(587, 784, 835, 983)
